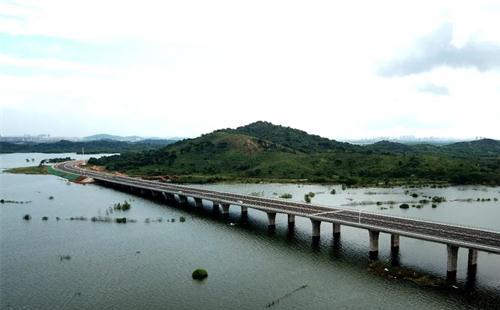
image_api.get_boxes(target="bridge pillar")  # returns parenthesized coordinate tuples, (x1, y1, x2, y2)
(212, 201, 220, 212)
(332, 223, 341, 238)
(161, 192, 169, 201)
(369, 230, 380, 260)
(150, 190, 158, 198)
(162, 192, 177, 205)
(241, 206, 248, 215)
(447, 245, 459, 281)
(221, 203, 230, 215)
(391, 234, 400, 252)
(311, 220, 321, 241)
(267, 212, 276, 229)
(288, 214, 295, 228)
(467, 249, 478, 274)
(194, 198, 203, 209)
(178, 195, 188, 206)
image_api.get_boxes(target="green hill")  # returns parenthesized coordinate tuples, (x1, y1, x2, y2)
(233, 121, 355, 153)
(89, 122, 500, 186)
(442, 139, 500, 157)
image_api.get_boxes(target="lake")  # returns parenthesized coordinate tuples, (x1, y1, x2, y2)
(1, 153, 499, 309)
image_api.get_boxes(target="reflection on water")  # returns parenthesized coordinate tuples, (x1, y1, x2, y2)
(1, 153, 500, 309)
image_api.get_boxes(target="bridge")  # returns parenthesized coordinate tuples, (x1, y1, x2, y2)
(54, 161, 500, 281)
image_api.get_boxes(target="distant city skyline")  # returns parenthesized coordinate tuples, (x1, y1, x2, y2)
(0, 127, 492, 144)
(1, 1, 500, 139)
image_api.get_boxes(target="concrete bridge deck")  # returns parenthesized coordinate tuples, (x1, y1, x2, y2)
(54, 160, 500, 281)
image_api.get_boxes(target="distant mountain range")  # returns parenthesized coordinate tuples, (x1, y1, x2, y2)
(0, 139, 177, 154)
(80, 134, 174, 142)
(89, 121, 500, 186)
(0, 134, 182, 143)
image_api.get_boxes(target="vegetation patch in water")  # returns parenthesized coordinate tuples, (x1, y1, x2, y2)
(192, 268, 208, 280)
(113, 200, 131, 211)
(58, 255, 71, 261)
(368, 261, 446, 288)
(91, 216, 112, 222)
(431, 196, 446, 203)
(1, 199, 31, 204)
(279, 193, 292, 199)
(115, 217, 127, 224)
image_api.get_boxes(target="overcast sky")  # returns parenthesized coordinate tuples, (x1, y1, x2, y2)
(1, 0, 499, 139)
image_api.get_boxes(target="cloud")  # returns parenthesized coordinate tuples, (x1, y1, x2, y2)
(418, 83, 449, 95)
(0, 53, 110, 76)
(378, 23, 500, 76)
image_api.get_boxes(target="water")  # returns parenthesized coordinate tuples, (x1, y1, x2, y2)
(1, 153, 500, 309)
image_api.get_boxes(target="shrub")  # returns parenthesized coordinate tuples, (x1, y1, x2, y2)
(192, 269, 208, 280)
(121, 200, 131, 211)
(114, 200, 131, 211)
(431, 196, 446, 203)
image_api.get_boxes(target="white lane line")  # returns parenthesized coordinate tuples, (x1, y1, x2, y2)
(311, 209, 345, 216)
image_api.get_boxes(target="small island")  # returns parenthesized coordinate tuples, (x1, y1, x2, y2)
(192, 269, 208, 280)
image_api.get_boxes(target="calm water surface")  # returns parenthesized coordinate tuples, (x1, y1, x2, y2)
(1, 153, 500, 309)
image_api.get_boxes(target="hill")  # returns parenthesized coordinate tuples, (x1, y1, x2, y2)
(363, 140, 413, 154)
(89, 122, 500, 186)
(0, 139, 175, 154)
(234, 121, 355, 153)
(442, 139, 500, 157)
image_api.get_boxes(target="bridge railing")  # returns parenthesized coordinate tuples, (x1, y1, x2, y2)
(57, 161, 500, 235)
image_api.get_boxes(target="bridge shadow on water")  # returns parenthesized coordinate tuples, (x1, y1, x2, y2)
(92, 181, 500, 309)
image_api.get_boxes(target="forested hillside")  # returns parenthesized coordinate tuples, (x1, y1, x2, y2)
(89, 122, 500, 185)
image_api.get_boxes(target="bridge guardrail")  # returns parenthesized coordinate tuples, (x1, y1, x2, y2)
(54, 161, 500, 235)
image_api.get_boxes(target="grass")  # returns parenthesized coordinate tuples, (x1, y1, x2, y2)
(5, 166, 48, 175)
(47, 166, 81, 181)
(5, 165, 81, 182)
